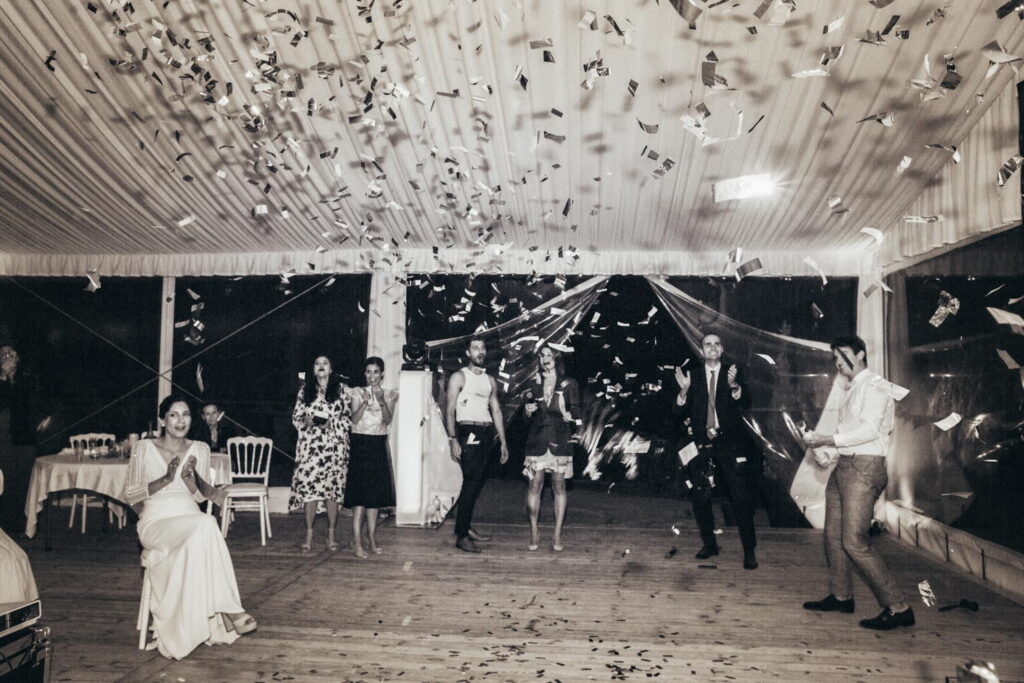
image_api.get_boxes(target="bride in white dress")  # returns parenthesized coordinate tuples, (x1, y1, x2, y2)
(123, 395, 257, 660)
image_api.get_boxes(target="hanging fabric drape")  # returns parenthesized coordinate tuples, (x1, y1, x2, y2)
(880, 80, 1022, 272)
(426, 275, 610, 413)
(406, 275, 607, 527)
(646, 276, 837, 527)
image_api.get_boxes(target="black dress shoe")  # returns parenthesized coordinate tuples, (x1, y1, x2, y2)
(467, 529, 491, 542)
(803, 595, 855, 613)
(743, 550, 758, 570)
(695, 544, 719, 559)
(859, 607, 915, 630)
(455, 537, 481, 553)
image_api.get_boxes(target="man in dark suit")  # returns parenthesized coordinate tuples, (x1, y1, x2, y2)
(673, 332, 758, 569)
(193, 401, 236, 452)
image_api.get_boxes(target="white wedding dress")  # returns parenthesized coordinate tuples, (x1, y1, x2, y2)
(124, 440, 243, 660)
(0, 469, 38, 603)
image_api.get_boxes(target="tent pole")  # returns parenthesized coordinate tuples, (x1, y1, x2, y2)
(157, 275, 176, 408)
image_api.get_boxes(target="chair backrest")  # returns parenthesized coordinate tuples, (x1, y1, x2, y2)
(70, 433, 116, 448)
(226, 436, 273, 485)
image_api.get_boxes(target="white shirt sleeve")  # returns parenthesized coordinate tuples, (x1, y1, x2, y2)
(122, 441, 151, 506)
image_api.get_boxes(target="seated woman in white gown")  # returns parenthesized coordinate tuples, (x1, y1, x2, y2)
(0, 468, 38, 603)
(123, 395, 257, 660)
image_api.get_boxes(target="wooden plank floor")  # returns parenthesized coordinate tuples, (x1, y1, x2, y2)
(14, 480, 1024, 682)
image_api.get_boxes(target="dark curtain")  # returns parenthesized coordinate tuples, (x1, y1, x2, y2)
(172, 274, 371, 486)
(0, 276, 162, 453)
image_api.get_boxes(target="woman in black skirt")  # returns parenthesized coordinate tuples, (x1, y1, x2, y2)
(345, 357, 398, 558)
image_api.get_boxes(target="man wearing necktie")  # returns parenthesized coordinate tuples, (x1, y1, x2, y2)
(673, 332, 758, 569)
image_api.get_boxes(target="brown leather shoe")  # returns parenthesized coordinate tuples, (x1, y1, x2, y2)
(803, 595, 855, 613)
(859, 607, 915, 630)
(695, 543, 719, 559)
(456, 536, 481, 553)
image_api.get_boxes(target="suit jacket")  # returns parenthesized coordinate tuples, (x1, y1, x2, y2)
(0, 373, 38, 446)
(524, 374, 581, 457)
(193, 419, 236, 452)
(672, 361, 751, 447)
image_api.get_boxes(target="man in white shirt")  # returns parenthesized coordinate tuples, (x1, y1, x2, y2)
(801, 335, 913, 630)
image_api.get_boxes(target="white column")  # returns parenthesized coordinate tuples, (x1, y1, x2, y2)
(157, 276, 176, 407)
(366, 269, 406, 388)
(367, 270, 407, 482)
(856, 253, 886, 373)
(395, 370, 429, 526)
(856, 252, 891, 519)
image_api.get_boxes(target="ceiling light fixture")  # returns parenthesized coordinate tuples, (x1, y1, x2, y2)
(712, 173, 776, 202)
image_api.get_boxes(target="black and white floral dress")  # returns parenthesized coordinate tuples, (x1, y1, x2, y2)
(288, 384, 351, 512)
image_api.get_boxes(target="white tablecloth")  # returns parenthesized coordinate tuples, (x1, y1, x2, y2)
(24, 453, 231, 539)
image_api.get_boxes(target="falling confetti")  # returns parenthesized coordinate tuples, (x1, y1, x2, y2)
(918, 580, 937, 607)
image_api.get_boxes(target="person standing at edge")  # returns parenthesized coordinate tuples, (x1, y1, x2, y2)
(0, 343, 36, 535)
(673, 331, 759, 570)
(446, 337, 509, 553)
(801, 335, 914, 630)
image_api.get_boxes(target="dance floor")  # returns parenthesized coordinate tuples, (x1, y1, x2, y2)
(17, 480, 1024, 682)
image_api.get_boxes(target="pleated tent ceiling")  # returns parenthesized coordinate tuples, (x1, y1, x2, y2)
(0, 1, 1022, 275)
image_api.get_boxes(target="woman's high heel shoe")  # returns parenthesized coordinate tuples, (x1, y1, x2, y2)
(231, 613, 258, 635)
(300, 529, 313, 553)
(327, 527, 339, 551)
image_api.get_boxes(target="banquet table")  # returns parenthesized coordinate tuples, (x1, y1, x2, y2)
(24, 452, 231, 547)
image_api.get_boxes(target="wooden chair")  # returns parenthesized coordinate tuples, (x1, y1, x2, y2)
(220, 437, 273, 546)
(136, 567, 153, 650)
(67, 433, 122, 533)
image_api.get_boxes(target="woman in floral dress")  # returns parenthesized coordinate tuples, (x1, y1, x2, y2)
(289, 355, 351, 552)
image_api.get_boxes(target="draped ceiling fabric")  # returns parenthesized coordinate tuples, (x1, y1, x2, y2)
(2, 1, 1023, 277)
(880, 80, 1023, 272)
(647, 276, 838, 527)
(0, 247, 871, 278)
(425, 274, 608, 425)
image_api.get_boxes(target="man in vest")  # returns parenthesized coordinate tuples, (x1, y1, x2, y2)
(446, 337, 509, 553)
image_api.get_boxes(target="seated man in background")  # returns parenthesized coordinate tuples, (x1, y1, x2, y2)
(193, 401, 236, 452)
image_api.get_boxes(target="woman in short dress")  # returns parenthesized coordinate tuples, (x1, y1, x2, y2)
(123, 395, 256, 660)
(344, 356, 398, 558)
(289, 355, 351, 552)
(522, 344, 580, 552)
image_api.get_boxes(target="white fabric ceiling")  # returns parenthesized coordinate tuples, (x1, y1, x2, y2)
(1, 0, 1022, 273)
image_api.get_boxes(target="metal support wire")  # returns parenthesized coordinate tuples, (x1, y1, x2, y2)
(5, 274, 339, 462)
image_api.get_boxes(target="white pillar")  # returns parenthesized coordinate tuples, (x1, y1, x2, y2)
(365, 270, 406, 389)
(367, 270, 407, 483)
(157, 276, 176, 408)
(395, 370, 429, 526)
(856, 253, 886, 372)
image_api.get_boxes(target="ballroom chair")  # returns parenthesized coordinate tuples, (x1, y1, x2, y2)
(67, 433, 123, 533)
(205, 466, 217, 516)
(220, 437, 273, 546)
(136, 567, 153, 650)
